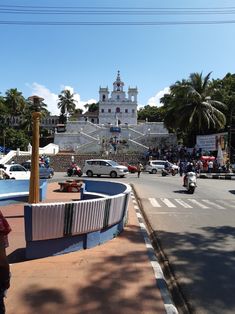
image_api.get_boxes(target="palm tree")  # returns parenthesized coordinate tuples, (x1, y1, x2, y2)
(5, 88, 26, 115)
(20, 99, 50, 134)
(162, 72, 227, 135)
(57, 89, 76, 120)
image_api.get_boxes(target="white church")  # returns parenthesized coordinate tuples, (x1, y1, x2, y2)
(99, 71, 138, 125)
(54, 72, 176, 154)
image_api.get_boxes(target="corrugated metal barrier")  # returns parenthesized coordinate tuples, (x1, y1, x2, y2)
(30, 193, 129, 241)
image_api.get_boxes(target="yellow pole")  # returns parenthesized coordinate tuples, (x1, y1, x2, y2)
(29, 111, 41, 203)
(28, 94, 44, 203)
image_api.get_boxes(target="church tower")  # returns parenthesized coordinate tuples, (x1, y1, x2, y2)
(99, 71, 138, 125)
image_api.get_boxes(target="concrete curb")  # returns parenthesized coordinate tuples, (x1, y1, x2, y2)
(130, 190, 179, 314)
(199, 173, 235, 180)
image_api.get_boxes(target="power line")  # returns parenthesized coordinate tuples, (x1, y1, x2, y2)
(1, 4, 235, 26)
(1, 5, 235, 15)
(0, 20, 235, 26)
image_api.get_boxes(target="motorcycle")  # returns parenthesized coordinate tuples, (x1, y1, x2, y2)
(162, 167, 176, 176)
(67, 165, 83, 177)
(184, 171, 197, 194)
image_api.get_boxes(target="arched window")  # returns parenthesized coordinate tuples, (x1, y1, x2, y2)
(116, 107, 120, 113)
(102, 94, 106, 101)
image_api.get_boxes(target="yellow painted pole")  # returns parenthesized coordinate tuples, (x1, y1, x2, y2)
(28, 96, 43, 204)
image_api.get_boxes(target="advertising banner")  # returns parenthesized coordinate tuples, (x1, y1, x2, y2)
(196, 132, 228, 152)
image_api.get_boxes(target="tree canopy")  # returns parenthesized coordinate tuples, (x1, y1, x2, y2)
(160, 72, 228, 145)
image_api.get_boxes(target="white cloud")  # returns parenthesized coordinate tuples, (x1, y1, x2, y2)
(26, 83, 97, 115)
(147, 87, 170, 107)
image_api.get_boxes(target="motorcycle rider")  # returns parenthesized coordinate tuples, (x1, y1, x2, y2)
(183, 161, 195, 187)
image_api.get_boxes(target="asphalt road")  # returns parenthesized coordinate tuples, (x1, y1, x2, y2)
(53, 172, 235, 314)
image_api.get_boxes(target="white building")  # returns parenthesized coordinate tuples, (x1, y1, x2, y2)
(99, 71, 138, 125)
(54, 72, 176, 153)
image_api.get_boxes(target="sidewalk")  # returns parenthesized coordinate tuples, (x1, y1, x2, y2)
(3, 182, 167, 314)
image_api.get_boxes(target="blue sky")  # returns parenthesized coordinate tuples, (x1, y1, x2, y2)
(0, 0, 235, 115)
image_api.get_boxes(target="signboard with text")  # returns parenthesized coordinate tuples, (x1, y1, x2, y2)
(110, 127, 121, 133)
(196, 132, 228, 152)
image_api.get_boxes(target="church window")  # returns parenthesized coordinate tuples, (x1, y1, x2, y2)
(101, 109, 104, 113)
(125, 109, 128, 113)
(102, 94, 106, 101)
(117, 95, 120, 100)
(116, 107, 120, 113)
(108, 109, 111, 113)
(132, 109, 135, 113)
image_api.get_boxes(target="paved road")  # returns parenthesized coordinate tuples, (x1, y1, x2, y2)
(53, 172, 235, 313)
(131, 173, 235, 314)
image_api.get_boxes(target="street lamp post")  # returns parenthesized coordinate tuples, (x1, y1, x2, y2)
(28, 95, 44, 204)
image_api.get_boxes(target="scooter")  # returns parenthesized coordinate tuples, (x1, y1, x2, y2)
(162, 167, 176, 176)
(67, 165, 83, 177)
(184, 171, 197, 194)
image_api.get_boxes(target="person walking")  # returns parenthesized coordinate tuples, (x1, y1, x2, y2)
(137, 162, 143, 178)
(0, 211, 11, 314)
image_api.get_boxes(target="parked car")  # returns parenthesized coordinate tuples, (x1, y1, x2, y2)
(120, 162, 138, 173)
(21, 160, 54, 179)
(4, 164, 31, 180)
(83, 159, 129, 178)
(145, 160, 179, 174)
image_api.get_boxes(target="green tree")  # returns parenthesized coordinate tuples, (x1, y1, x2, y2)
(0, 94, 8, 128)
(3, 128, 29, 151)
(161, 72, 227, 144)
(211, 73, 235, 128)
(5, 88, 26, 116)
(20, 99, 50, 134)
(137, 105, 166, 122)
(84, 102, 99, 112)
(57, 89, 76, 120)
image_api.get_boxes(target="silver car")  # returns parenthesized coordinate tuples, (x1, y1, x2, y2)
(145, 160, 179, 174)
(83, 159, 129, 178)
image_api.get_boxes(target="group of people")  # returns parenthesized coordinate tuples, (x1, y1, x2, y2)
(0, 211, 11, 313)
(39, 154, 50, 168)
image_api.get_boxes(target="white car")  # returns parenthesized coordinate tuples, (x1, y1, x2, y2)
(83, 159, 129, 178)
(145, 160, 179, 174)
(4, 164, 31, 180)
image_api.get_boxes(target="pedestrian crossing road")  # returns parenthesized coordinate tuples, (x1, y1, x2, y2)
(148, 197, 235, 210)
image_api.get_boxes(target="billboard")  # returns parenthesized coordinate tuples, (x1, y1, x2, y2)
(196, 132, 228, 152)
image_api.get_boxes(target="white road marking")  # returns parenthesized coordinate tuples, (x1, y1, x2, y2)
(149, 197, 161, 207)
(188, 199, 209, 209)
(160, 198, 176, 208)
(175, 199, 192, 208)
(202, 200, 225, 209)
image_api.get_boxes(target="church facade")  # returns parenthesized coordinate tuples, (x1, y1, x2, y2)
(98, 71, 138, 125)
